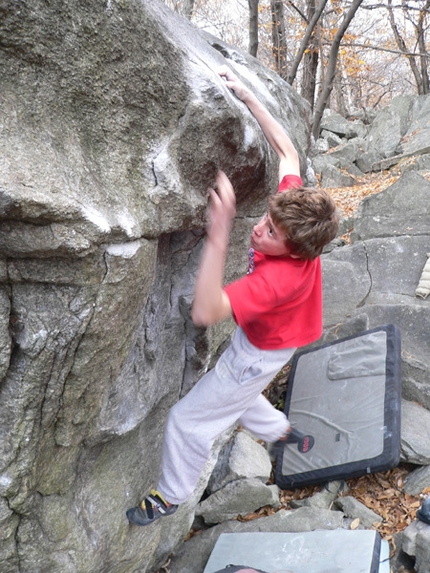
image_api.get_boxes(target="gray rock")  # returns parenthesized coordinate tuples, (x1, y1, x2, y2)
(0, 1, 313, 571)
(401, 153, 430, 174)
(290, 480, 348, 509)
(348, 108, 377, 125)
(168, 507, 346, 573)
(402, 355, 430, 412)
(312, 153, 342, 173)
(351, 171, 430, 242)
(325, 137, 366, 164)
(2, 0, 430, 570)
(400, 94, 430, 157)
(314, 137, 331, 154)
(355, 150, 384, 173)
(207, 431, 272, 495)
(334, 496, 383, 528)
(365, 95, 415, 158)
(401, 519, 430, 573)
(196, 478, 281, 525)
(403, 464, 430, 495)
(322, 243, 371, 327)
(401, 400, 430, 465)
(320, 110, 367, 140)
(320, 164, 357, 188)
(320, 130, 343, 148)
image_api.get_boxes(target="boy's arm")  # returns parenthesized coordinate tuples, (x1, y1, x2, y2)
(191, 171, 235, 327)
(219, 66, 300, 182)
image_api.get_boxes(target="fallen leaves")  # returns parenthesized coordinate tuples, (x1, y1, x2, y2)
(344, 466, 422, 546)
(325, 168, 430, 222)
(325, 171, 400, 219)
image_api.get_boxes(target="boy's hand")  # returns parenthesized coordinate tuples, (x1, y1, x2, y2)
(191, 171, 235, 326)
(207, 171, 236, 249)
(218, 66, 251, 103)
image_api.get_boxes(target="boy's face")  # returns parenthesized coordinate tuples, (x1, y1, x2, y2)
(250, 213, 292, 257)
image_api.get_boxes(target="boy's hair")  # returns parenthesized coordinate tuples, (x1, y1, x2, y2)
(268, 186, 339, 260)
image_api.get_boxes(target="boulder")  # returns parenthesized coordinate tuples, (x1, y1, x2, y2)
(350, 171, 430, 242)
(290, 481, 347, 509)
(195, 478, 281, 525)
(403, 464, 430, 496)
(364, 95, 415, 159)
(334, 496, 383, 528)
(207, 431, 272, 495)
(401, 400, 430, 465)
(399, 94, 430, 157)
(320, 164, 357, 188)
(320, 109, 367, 140)
(168, 507, 346, 573)
(401, 519, 430, 573)
(0, 1, 313, 571)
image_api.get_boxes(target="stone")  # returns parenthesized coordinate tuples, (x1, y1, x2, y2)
(320, 130, 343, 148)
(196, 478, 281, 525)
(3, 0, 430, 570)
(290, 480, 348, 509)
(404, 464, 430, 495)
(401, 400, 430, 465)
(168, 507, 346, 573)
(351, 171, 430, 242)
(325, 138, 366, 164)
(320, 110, 367, 139)
(320, 164, 357, 188)
(355, 150, 384, 173)
(207, 431, 272, 494)
(365, 95, 415, 158)
(402, 355, 430, 412)
(401, 519, 430, 573)
(314, 137, 331, 154)
(334, 496, 383, 528)
(400, 94, 430, 157)
(321, 243, 371, 327)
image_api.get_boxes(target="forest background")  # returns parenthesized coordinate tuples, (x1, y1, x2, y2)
(163, 0, 430, 138)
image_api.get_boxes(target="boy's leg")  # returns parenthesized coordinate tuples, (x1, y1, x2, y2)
(157, 329, 295, 505)
(237, 393, 290, 442)
(127, 329, 295, 525)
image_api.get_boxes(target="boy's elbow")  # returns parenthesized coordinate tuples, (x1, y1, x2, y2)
(191, 293, 232, 327)
(191, 307, 212, 328)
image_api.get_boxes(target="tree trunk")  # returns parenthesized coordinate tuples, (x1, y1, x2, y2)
(271, 0, 288, 80)
(300, 43, 319, 110)
(287, 0, 329, 88)
(312, 0, 364, 139)
(387, 0, 424, 94)
(182, 0, 195, 20)
(415, 0, 430, 94)
(248, 0, 259, 57)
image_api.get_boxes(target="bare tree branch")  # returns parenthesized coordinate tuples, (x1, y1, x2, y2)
(312, 0, 365, 139)
(334, 41, 430, 58)
(387, 0, 425, 93)
(287, 0, 330, 85)
(248, 0, 259, 56)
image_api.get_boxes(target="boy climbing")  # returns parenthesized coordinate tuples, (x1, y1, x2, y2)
(126, 66, 339, 526)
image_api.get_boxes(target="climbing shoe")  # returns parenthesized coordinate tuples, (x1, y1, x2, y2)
(270, 427, 315, 459)
(417, 496, 430, 525)
(126, 489, 178, 526)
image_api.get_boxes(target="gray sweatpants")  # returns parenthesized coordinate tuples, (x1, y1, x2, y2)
(158, 327, 296, 505)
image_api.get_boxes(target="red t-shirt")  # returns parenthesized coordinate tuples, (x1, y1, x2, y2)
(224, 174, 323, 350)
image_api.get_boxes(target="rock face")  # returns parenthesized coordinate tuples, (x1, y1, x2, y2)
(0, 1, 312, 572)
(2, 2, 430, 573)
(314, 95, 430, 186)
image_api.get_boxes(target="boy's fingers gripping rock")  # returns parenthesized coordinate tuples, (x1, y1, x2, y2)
(216, 171, 236, 218)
